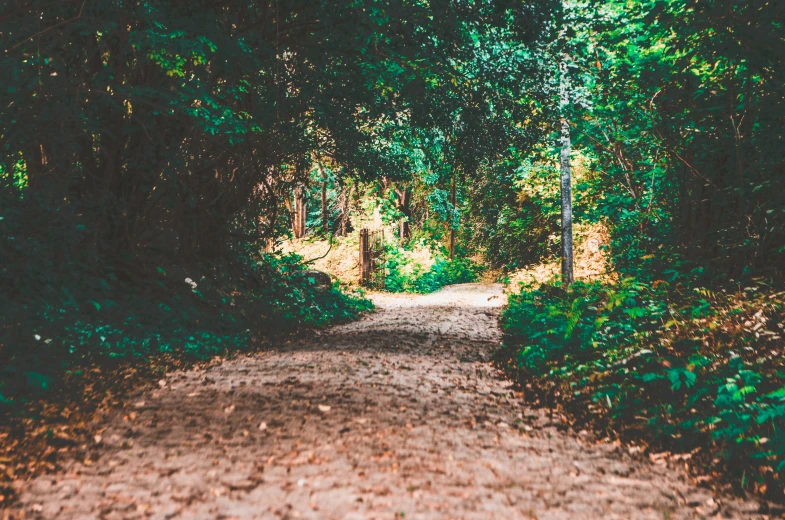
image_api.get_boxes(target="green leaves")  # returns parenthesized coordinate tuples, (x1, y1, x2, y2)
(501, 272, 785, 492)
(667, 368, 696, 391)
(766, 387, 785, 401)
(385, 246, 483, 294)
(623, 306, 646, 319)
(24, 372, 50, 395)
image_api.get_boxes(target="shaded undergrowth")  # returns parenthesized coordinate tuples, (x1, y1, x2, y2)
(498, 275, 785, 498)
(0, 188, 372, 503)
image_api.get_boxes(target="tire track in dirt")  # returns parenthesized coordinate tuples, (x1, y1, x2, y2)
(5, 284, 767, 519)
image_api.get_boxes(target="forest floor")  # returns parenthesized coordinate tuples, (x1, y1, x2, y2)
(3, 284, 770, 520)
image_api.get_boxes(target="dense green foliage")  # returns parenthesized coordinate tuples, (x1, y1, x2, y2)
(1, 1, 557, 408)
(1, 174, 371, 408)
(385, 248, 483, 294)
(499, 0, 785, 495)
(503, 278, 785, 491)
(0, 0, 550, 262)
(569, 0, 785, 276)
(462, 152, 565, 269)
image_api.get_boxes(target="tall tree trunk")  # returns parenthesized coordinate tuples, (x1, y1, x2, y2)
(339, 185, 350, 236)
(22, 144, 46, 191)
(359, 228, 370, 285)
(317, 161, 328, 232)
(293, 186, 307, 239)
(284, 192, 294, 235)
(299, 189, 307, 238)
(559, 58, 574, 287)
(449, 174, 456, 260)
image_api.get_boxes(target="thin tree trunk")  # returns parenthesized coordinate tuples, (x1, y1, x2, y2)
(396, 184, 411, 242)
(317, 161, 328, 232)
(339, 183, 351, 236)
(359, 228, 370, 285)
(284, 191, 294, 234)
(22, 144, 45, 191)
(299, 190, 307, 238)
(559, 58, 574, 287)
(338, 188, 347, 237)
(449, 174, 456, 260)
(293, 186, 307, 239)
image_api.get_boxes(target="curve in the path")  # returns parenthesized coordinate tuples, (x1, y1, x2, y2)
(8, 284, 766, 520)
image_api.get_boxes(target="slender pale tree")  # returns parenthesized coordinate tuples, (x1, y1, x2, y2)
(559, 56, 574, 287)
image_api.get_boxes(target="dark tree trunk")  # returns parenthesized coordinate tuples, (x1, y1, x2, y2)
(396, 184, 411, 242)
(293, 186, 307, 239)
(317, 161, 328, 232)
(359, 228, 370, 284)
(22, 144, 46, 191)
(338, 184, 351, 237)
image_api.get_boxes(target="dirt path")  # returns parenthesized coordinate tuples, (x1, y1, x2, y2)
(6, 284, 768, 519)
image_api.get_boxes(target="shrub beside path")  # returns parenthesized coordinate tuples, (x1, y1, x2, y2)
(5, 284, 768, 519)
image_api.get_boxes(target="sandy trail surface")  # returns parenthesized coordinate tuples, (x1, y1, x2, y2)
(5, 284, 767, 519)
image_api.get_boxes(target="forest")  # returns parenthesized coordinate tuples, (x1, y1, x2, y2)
(2, 0, 785, 511)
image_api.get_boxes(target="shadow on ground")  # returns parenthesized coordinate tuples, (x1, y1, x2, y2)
(4, 284, 767, 520)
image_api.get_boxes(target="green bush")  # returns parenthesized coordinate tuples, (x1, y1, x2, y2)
(462, 156, 559, 270)
(0, 185, 371, 410)
(500, 277, 785, 494)
(385, 247, 483, 294)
